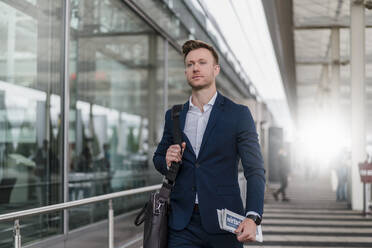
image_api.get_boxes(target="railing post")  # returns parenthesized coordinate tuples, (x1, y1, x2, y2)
(363, 182, 366, 216)
(108, 200, 114, 248)
(13, 219, 21, 248)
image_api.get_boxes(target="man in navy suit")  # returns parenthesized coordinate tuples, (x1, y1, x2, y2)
(153, 40, 265, 248)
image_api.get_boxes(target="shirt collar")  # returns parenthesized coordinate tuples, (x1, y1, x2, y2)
(189, 91, 218, 109)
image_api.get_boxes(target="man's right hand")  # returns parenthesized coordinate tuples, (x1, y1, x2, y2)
(166, 142, 186, 168)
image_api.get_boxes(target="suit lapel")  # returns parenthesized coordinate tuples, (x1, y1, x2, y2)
(198, 93, 224, 157)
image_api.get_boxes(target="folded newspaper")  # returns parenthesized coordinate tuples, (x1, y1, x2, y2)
(217, 209, 263, 243)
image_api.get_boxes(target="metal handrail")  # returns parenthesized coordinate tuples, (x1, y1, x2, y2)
(0, 184, 162, 248)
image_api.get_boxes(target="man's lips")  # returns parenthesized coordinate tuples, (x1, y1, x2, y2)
(192, 75, 203, 79)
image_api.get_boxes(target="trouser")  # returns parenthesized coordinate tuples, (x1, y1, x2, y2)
(336, 181, 347, 201)
(275, 176, 288, 198)
(168, 205, 243, 248)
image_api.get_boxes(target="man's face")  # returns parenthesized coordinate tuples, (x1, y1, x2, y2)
(184, 48, 220, 90)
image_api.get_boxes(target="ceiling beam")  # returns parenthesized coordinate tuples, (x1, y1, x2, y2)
(294, 16, 372, 29)
(296, 54, 372, 65)
(297, 77, 372, 86)
(295, 24, 372, 29)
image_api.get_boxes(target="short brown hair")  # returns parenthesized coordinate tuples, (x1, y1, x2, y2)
(182, 40, 219, 65)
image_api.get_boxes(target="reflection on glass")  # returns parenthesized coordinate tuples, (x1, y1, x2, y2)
(68, 0, 164, 229)
(168, 45, 190, 108)
(134, 0, 190, 44)
(0, 0, 63, 247)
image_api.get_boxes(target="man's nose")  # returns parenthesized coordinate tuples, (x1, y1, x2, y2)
(193, 63, 200, 72)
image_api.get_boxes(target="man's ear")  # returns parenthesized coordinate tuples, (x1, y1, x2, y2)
(214, 64, 220, 76)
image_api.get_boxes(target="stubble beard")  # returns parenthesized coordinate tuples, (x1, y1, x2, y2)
(187, 76, 214, 91)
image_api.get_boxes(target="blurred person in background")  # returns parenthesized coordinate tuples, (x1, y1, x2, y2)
(273, 147, 290, 202)
(334, 149, 349, 201)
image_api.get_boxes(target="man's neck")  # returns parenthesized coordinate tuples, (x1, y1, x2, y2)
(191, 85, 217, 112)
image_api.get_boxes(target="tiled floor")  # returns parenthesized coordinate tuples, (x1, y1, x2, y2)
(245, 169, 372, 248)
(28, 169, 372, 248)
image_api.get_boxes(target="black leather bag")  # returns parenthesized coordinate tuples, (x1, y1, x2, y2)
(134, 104, 183, 248)
(134, 191, 169, 247)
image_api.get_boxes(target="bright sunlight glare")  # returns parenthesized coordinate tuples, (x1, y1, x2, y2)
(297, 117, 350, 168)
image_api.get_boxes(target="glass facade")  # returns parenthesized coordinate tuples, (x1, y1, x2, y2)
(67, 0, 165, 229)
(168, 43, 190, 108)
(0, 0, 254, 247)
(0, 0, 64, 246)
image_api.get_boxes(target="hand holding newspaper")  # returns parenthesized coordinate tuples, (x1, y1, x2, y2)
(217, 209, 263, 243)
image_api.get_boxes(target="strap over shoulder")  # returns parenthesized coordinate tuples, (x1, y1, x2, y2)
(164, 104, 183, 187)
(171, 104, 183, 146)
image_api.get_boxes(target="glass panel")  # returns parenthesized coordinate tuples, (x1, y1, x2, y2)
(0, 0, 63, 246)
(0, 222, 12, 248)
(168, 45, 190, 108)
(134, 0, 190, 44)
(68, 0, 164, 229)
(216, 71, 242, 100)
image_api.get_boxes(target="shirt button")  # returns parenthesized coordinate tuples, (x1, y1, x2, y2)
(195, 163, 200, 168)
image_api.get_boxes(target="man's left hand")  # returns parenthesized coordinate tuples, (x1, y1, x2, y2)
(234, 218, 256, 242)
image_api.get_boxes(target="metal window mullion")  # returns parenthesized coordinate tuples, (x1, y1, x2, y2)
(61, 0, 71, 237)
(164, 39, 168, 115)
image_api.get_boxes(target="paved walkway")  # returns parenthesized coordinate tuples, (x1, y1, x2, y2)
(28, 169, 372, 248)
(245, 169, 372, 248)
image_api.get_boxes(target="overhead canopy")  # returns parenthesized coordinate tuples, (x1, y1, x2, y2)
(263, 0, 372, 143)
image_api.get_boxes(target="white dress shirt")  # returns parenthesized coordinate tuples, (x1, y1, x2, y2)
(183, 92, 217, 204)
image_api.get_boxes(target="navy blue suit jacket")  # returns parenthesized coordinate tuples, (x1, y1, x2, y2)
(153, 92, 265, 234)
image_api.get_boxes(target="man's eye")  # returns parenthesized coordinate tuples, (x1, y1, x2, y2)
(187, 64, 192, 67)
(200, 61, 206, 64)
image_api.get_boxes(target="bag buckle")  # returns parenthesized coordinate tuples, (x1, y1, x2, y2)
(153, 193, 165, 215)
(153, 200, 164, 215)
(154, 202, 163, 215)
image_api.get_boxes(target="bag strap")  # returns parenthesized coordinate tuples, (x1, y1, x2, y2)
(171, 104, 183, 146)
(134, 201, 148, 226)
(159, 104, 183, 200)
(134, 105, 183, 227)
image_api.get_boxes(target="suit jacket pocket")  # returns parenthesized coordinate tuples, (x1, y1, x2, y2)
(217, 185, 240, 195)
(170, 187, 184, 200)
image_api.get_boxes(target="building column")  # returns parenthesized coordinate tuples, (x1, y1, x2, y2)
(319, 64, 329, 109)
(331, 28, 340, 115)
(350, 0, 366, 211)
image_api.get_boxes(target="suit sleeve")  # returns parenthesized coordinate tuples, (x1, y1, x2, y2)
(153, 109, 173, 175)
(236, 106, 266, 216)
